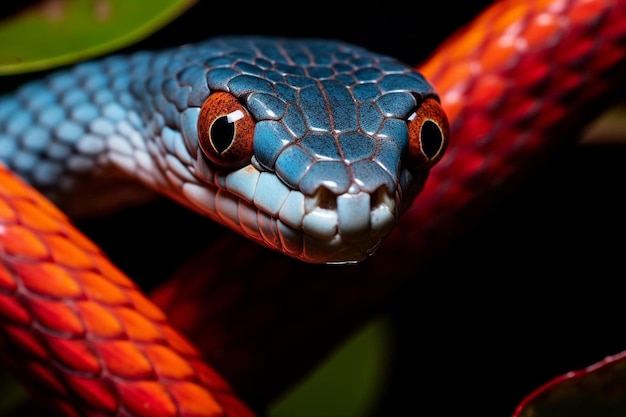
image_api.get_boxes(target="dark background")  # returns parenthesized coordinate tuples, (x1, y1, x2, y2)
(5, 1, 626, 416)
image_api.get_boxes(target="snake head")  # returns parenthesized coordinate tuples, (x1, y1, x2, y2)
(184, 37, 449, 264)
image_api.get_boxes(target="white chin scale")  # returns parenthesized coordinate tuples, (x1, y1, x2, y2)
(182, 163, 399, 264)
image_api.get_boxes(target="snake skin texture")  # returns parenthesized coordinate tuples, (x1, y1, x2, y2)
(1, 0, 626, 416)
(0, 163, 255, 416)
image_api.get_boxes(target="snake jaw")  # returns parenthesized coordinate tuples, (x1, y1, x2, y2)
(185, 154, 399, 263)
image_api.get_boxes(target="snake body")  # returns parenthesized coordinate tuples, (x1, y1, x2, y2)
(0, 37, 448, 264)
(1, 0, 626, 416)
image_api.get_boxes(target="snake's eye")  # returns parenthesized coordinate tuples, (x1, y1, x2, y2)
(198, 91, 255, 168)
(406, 97, 449, 170)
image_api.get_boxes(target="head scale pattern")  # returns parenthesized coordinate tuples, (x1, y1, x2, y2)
(203, 37, 436, 197)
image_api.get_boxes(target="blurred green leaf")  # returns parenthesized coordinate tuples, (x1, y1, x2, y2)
(269, 316, 392, 417)
(0, 0, 196, 75)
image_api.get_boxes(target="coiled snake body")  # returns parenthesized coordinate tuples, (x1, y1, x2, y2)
(1, 0, 626, 416)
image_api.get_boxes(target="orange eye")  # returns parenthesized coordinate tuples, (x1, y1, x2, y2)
(406, 97, 449, 170)
(198, 91, 255, 168)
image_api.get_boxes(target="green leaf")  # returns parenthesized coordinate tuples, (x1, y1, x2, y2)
(0, 0, 196, 75)
(268, 316, 392, 417)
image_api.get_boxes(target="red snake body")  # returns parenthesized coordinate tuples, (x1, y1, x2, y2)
(1, 0, 626, 415)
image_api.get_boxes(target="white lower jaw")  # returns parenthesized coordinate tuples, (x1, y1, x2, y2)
(184, 161, 399, 263)
(182, 182, 395, 263)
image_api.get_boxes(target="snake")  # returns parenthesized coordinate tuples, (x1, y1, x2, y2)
(1, 0, 626, 416)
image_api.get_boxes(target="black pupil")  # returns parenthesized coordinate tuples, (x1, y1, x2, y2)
(421, 120, 443, 158)
(211, 115, 235, 153)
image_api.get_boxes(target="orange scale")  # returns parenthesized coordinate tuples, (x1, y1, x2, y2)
(116, 380, 177, 417)
(0, 167, 33, 199)
(115, 306, 164, 342)
(94, 340, 154, 379)
(44, 234, 95, 269)
(0, 224, 49, 259)
(46, 336, 102, 375)
(75, 301, 124, 338)
(0, 199, 16, 222)
(438, 100, 463, 124)
(142, 345, 194, 380)
(416, 53, 445, 79)
(62, 226, 101, 254)
(474, 0, 506, 25)
(92, 254, 136, 288)
(127, 289, 166, 322)
(28, 298, 85, 336)
(64, 374, 118, 414)
(427, 62, 474, 97)
(0, 294, 30, 324)
(479, 36, 521, 75)
(77, 271, 130, 305)
(30, 191, 68, 223)
(167, 381, 223, 416)
(472, 75, 510, 109)
(537, 0, 557, 8)
(0, 263, 17, 291)
(14, 261, 82, 298)
(193, 361, 232, 391)
(569, 0, 606, 25)
(492, 1, 530, 35)
(160, 325, 200, 357)
(13, 199, 63, 233)
(446, 27, 487, 63)
(520, 11, 562, 48)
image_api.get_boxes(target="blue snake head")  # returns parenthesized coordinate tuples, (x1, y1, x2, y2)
(0, 36, 447, 265)
(177, 37, 449, 263)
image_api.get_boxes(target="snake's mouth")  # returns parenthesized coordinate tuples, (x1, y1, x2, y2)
(183, 161, 400, 264)
(280, 187, 399, 264)
(303, 186, 397, 241)
(252, 182, 399, 264)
